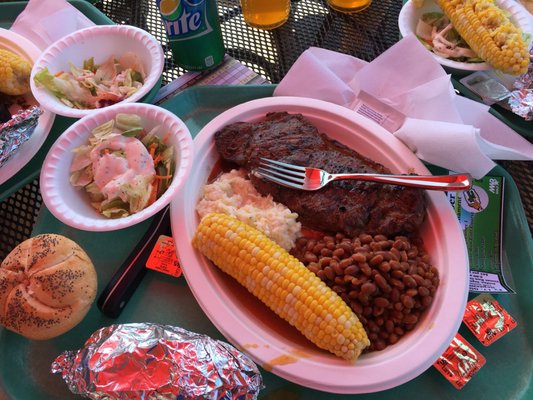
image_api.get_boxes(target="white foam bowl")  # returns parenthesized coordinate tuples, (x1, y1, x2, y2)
(170, 96, 470, 394)
(40, 103, 193, 231)
(398, 0, 533, 74)
(30, 25, 164, 119)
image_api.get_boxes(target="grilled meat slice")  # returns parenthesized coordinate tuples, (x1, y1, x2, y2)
(215, 112, 427, 237)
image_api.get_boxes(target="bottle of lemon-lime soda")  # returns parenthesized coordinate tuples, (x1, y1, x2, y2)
(157, 0, 225, 71)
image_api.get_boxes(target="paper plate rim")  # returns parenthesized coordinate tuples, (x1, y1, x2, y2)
(170, 96, 470, 394)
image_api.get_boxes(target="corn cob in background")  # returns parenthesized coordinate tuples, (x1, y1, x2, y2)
(435, 0, 530, 75)
(192, 213, 370, 362)
(0, 49, 32, 96)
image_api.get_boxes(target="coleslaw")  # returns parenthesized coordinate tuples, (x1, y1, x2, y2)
(416, 12, 483, 62)
(34, 52, 145, 109)
(70, 113, 175, 218)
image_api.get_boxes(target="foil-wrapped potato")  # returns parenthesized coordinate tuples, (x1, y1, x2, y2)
(51, 323, 263, 399)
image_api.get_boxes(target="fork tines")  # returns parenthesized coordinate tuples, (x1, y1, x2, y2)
(255, 158, 305, 188)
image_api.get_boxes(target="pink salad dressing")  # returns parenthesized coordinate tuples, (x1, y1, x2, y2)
(90, 135, 155, 201)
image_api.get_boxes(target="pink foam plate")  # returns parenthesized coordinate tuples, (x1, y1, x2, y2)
(170, 96, 469, 394)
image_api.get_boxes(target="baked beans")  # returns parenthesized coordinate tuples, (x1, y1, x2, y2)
(292, 232, 439, 352)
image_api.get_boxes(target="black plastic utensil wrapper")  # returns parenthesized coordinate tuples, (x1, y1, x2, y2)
(97, 206, 172, 318)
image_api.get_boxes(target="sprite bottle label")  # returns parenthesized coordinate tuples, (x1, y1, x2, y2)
(157, 0, 225, 71)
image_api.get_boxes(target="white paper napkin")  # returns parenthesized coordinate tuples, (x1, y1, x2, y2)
(10, 0, 95, 51)
(274, 35, 533, 179)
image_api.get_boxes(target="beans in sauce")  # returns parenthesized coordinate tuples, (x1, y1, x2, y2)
(291, 232, 439, 352)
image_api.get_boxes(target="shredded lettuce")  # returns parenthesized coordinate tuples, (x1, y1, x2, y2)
(33, 53, 145, 110)
(101, 198, 130, 219)
(89, 120, 115, 146)
(120, 175, 154, 213)
(34, 67, 87, 107)
(416, 12, 483, 63)
(83, 57, 96, 72)
(116, 113, 142, 131)
(70, 114, 175, 219)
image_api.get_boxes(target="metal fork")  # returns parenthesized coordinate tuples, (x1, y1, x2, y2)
(254, 158, 472, 191)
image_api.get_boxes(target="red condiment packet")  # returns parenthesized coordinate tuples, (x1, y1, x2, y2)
(146, 235, 182, 278)
(433, 333, 486, 389)
(463, 293, 517, 346)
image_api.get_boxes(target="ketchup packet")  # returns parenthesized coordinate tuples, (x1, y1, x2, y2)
(146, 234, 182, 278)
(434, 333, 486, 389)
(463, 293, 517, 346)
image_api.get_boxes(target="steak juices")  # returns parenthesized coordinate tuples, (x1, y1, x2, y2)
(211, 112, 438, 353)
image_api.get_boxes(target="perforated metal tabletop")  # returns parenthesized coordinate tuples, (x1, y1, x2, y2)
(0, 0, 531, 262)
(94, 0, 405, 84)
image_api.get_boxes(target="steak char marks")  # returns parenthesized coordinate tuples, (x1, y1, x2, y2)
(215, 112, 426, 237)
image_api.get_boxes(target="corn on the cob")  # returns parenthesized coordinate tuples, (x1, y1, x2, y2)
(436, 0, 530, 75)
(192, 213, 370, 361)
(0, 49, 32, 96)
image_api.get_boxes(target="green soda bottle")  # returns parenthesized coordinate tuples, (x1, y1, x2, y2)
(157, 0, 225, 71)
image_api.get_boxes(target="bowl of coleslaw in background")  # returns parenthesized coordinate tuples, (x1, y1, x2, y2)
(30, 25, 164, 119)
(40, 102, 193, 231)
(398, 0, 533, 75)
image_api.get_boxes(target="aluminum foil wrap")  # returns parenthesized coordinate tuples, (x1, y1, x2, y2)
(507, 48, 533, 120)
(0, 106, 42, 167)
(51, 323, 263, 400)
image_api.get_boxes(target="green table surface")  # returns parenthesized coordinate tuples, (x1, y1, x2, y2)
(1, 2, 532, 398)
(0, 85, 530, 399)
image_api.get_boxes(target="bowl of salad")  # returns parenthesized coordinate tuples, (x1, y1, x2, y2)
(40, 103, 193, 231)
(398, 0, 533, 75)
(30, 25, 164, 118)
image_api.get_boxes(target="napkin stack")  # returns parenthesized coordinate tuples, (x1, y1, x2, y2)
(274, 35, 533, 179)
(10, 0, 94, 51)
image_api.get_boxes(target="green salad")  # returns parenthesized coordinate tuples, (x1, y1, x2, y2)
(70, 114, 175, 218)
(34, 53, 145, 109)
(416, 12, 483, 63)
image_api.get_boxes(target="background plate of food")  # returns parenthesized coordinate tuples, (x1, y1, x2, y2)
(398, 0, 533, 75)
(0, 28, 55, 185)
(170, 96, 470, 394)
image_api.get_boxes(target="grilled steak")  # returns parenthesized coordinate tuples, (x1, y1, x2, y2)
(215, 112, 427, 237)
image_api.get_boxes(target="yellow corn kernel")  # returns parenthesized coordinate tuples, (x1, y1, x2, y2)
(0, 49, 32, 96)
(192, 213, 370, 361)
(436, 0, 530, 75)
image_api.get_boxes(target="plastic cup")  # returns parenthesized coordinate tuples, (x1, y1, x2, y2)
(240, 0, 290, 30)
(327, 0, 372, 13)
